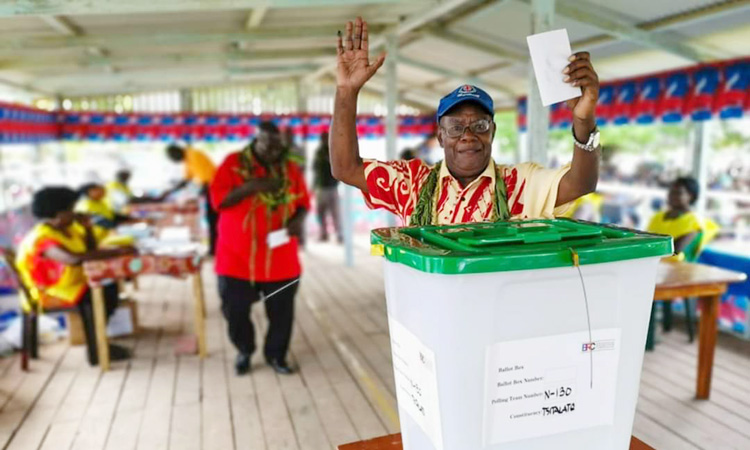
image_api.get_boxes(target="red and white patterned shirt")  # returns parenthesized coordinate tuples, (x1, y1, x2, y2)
(362, 159, 572, 225)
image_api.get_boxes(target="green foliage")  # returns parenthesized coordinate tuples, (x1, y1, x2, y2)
(713, 120, 750, 151)
(493, 111, 518, 154)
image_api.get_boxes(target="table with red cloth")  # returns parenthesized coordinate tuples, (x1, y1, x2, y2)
(83, 251, 207, 372)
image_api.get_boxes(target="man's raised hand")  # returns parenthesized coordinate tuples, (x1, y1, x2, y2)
(336, 17, 386, 93)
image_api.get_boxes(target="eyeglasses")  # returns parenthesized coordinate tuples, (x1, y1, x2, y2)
(441, 119, 492, 138)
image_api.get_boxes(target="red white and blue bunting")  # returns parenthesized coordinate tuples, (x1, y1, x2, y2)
(0, 104, 58, 143)
(0, 106, 437, 144)
(518, 57, 750, 131)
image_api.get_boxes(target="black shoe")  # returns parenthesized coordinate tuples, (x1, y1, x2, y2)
(266, 358, 294, 375)
(109, 344, 131, 361)
(235, 354, 251, 376)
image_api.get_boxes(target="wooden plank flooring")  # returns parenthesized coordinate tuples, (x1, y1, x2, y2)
(0, 241, 749, 450)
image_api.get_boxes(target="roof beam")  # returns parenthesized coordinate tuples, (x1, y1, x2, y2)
(570, 0, 750, 52)
(0, 26, 358, 52)
(39, 16, 80, 36)
(226, 63, 318, 75)
(0, 49, 337, 71)
(57, 76, 304, 98)
(306, 0, 481, 82)
(363, 80, 438, 111)
(37, 65, 315, 95)
(0, 0, 414, 17)
(0, 76, 56, 96)
(535, 0, 722, 61)
(423, 28, 525, 62)
(245, 6, 269, 29)
(38, 15, 113, 74)
(397, 56, 516, 98)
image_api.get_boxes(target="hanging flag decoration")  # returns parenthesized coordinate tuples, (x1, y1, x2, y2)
(520, 56, 750, 130)
(56, 112, 435, 143)
(0, 104, 57, 143)
(659, 71, 690, 123)
(717, 60, 749, 120)
(1, 107, 437, 144)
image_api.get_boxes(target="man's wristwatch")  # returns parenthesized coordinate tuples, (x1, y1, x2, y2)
(572, 126, 600, 152)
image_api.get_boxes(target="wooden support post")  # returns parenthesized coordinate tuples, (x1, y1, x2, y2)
(192, 272, 207, 358)
(91, 285, 110, 372)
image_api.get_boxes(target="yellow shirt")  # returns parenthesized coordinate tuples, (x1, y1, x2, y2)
(647, 211, 719, 261)
(75, 197, 115, 221)
(647, 211, 702, 240)
(106, 181, 132, 198)
(106, 181, 133, 214)
(362, 158, 572, 225)
(185, 148, 217, 185)
(16, 223, 93, 307)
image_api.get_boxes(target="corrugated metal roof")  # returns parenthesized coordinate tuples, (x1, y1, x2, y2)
(0, 0, 746, 108)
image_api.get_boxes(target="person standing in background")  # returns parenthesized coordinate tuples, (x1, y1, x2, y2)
(165, 144, 218, 256)
(312, 131, 342, 243)
(210, 122, 310, 376)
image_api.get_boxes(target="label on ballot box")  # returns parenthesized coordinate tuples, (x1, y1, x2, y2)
(389, 317, 443, 450)
(482, 328, 621, 445)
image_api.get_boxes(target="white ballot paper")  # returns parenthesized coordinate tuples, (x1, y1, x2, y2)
(527, 29, 582, 106)
(483, 328, 621, 445)
(389, 317, 444, 450)
(267, 228, 290, 249)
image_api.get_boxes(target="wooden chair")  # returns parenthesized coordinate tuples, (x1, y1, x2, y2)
(0, 247, 78, 371)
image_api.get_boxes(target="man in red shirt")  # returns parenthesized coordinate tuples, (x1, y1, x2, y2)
(210, 122, 310, 375)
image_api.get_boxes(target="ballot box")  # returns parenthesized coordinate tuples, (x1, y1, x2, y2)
(371, 219, 672, 450)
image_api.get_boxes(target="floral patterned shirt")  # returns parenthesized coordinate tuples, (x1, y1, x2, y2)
(361, 159, 572, 225)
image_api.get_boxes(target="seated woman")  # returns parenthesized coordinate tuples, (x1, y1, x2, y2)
(16, 187, 135, 365)
(646, 177, 719, 341)
(647, 177, 717, 261)
(76, 183, 132, 229)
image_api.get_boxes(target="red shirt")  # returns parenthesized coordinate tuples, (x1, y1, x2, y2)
(210, 152, 310, 282)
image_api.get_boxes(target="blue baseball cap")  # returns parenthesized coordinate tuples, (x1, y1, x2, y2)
(436, 85, 494, 122)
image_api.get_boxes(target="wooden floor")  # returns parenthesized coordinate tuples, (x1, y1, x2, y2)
(1, 241, 750, 450)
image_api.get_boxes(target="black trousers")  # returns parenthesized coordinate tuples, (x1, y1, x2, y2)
(77, 283, 120, 365)
(201, 185, 219, 256)
(218, 276, 298, 361)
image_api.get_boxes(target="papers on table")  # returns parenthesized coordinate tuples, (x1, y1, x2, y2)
(136, 226, 203, 256)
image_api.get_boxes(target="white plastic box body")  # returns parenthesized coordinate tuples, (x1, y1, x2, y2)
(383, 256, 661, 450)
